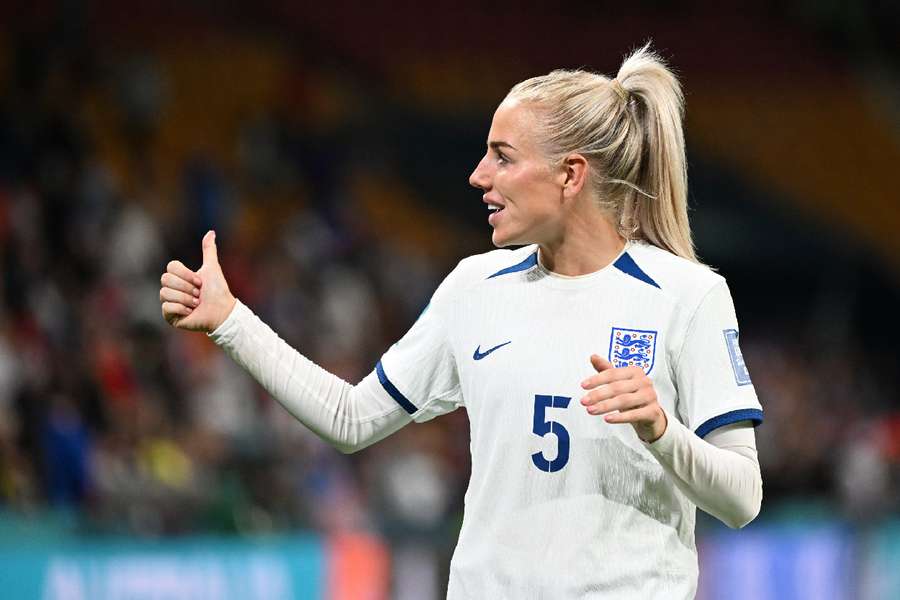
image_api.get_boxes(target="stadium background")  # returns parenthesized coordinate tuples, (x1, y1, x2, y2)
(0, 1, 898, 598)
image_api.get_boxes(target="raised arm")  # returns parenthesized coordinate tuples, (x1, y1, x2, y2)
(159, 232, 411, 453)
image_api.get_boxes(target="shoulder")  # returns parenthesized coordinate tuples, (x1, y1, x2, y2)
(625, 242, 726, 306)
(432, 245, 537, 302)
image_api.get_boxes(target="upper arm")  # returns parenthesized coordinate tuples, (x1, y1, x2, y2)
(704, 420, 759, 463)
(673, 281, 764, 438)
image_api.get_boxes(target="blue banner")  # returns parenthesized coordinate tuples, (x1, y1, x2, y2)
(0, 536, 324, 600)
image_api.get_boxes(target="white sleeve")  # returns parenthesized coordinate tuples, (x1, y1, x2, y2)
(376, 297, 462, 424)
(644, 413, 762, 528)
(209, 300, 412, 454)
(674, 280, 763, 437)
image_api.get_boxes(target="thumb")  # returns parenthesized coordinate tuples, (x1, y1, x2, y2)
(590, 354, 613, 373)
(201, 230, 219, 267)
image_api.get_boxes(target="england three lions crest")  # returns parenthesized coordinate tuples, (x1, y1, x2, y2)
(608, 327, 658, 374)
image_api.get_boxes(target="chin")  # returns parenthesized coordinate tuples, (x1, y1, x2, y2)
(491, 228, 517, 248)
(492, 222, 535, 248)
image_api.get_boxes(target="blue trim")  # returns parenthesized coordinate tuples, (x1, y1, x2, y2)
(695, 408, 764, 438)
(487, 252, 538, 279)
(375, 360, 417, 415)
(613, 252, 660, 289)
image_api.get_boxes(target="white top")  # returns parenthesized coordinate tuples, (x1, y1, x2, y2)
(209, 240, 763, 599)
(375, 241, 762, 599)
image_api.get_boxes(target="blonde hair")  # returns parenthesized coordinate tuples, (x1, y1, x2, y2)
(506, 43, 696, 261)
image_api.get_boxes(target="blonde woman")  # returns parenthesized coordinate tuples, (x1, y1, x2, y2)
(160, 44, 763, 599)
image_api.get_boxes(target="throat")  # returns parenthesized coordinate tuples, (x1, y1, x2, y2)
(538, 237, 627, 276)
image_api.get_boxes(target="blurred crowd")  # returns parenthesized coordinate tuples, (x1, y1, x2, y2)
(0, 20, 898, 561)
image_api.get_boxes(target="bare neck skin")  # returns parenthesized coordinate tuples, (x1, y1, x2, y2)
(537, 195, 626, 276)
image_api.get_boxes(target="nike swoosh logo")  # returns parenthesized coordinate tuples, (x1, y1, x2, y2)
(473, 341, 512, 360)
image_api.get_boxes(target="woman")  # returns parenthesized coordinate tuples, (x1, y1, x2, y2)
(160, 44, 763, 599)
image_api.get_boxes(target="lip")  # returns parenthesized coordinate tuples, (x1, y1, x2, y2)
(483, 194, 505, 208)
(484, 195, 506, 226)
(488, 206, 505, 226)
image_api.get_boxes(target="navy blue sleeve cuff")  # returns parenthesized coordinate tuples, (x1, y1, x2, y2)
(695, 408, 763, 438)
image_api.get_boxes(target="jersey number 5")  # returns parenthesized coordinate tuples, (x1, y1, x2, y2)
(531, 394, 571, 472)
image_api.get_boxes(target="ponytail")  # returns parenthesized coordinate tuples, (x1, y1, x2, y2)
(615, 44, 693, 261)
(506, 43, 696, 262)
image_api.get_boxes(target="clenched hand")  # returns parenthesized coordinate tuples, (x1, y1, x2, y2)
(580, 354, 668, 443)
(159, 231, 236, 333)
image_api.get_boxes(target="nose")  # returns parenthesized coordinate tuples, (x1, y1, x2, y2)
(469, 154, 491, 190)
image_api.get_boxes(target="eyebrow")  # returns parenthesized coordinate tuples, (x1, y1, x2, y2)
(488, 141, 517, 151)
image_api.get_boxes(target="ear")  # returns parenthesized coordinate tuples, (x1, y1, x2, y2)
(559, 154, 589, 199)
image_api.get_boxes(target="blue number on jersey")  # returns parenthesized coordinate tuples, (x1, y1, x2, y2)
(531, 394, 571, 472)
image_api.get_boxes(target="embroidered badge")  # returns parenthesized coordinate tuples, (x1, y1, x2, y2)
(723, 329, 752, 386)
(608, 327, 658, 374)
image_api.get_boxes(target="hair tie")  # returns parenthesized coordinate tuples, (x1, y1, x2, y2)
(610, 79, 628, 102)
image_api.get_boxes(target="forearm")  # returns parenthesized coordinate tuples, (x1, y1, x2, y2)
(644, 413, 762, 528)
(209, 300, 410, 453)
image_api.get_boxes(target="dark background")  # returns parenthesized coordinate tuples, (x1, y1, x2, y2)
(0, 1, 898, 598)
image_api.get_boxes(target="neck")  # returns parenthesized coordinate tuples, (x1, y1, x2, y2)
(537, 201, 625, 276)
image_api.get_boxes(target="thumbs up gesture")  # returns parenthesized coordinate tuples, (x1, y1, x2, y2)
(160, 231, 236, 333)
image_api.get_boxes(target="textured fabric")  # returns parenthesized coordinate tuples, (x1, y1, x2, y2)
(644, 416, 761, 529)
(210, 300, 411, 454)
(377, 241, 762, 599)
(210, 240, 764, 599)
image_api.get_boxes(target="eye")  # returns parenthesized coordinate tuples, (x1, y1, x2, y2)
(496, 152, 509, 165)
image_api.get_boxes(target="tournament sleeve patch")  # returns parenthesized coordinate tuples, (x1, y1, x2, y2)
(723, 329, 752, 386)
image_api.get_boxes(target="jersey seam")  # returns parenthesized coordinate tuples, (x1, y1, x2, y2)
(389, 300, 463, 417)
(670, 279, 726, 372)
(419, 303, 462, 413)
(446, 247, 538, 301)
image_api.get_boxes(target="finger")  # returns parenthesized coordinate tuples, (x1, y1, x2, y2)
(585, 392, 649, 415)
(160, 272, 200, 296)
(590, 354, 613, 373)
(160, 287, 200, 307)
(167, 260, 202, 287)
(602, 405, 657, 425)
(162, 301, 193, 320)
(585, 388, 649, 413)
(581, 380, 642, 406)
(581, 365, 643, 389)
(201, 230, 218, 267)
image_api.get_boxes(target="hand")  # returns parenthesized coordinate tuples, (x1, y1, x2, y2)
(580, 354, 667, 443)
(160, 230, 236, 333)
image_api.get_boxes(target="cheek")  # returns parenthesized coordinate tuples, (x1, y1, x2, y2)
(497, 167, 540, 201)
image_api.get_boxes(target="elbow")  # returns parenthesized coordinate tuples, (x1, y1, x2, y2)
(333, 441, 364, 455)
(724, 476, 763, 529)
(724, 502, 760, 529)
(331, 430, 378, 454)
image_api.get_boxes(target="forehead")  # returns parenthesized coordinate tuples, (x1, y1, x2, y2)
(488, 99, 541, 150)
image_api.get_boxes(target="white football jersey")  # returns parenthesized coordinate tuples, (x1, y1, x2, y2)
(375, 241, 763, 599)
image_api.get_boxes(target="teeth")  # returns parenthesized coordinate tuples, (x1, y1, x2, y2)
(488, 205, 503, 211)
